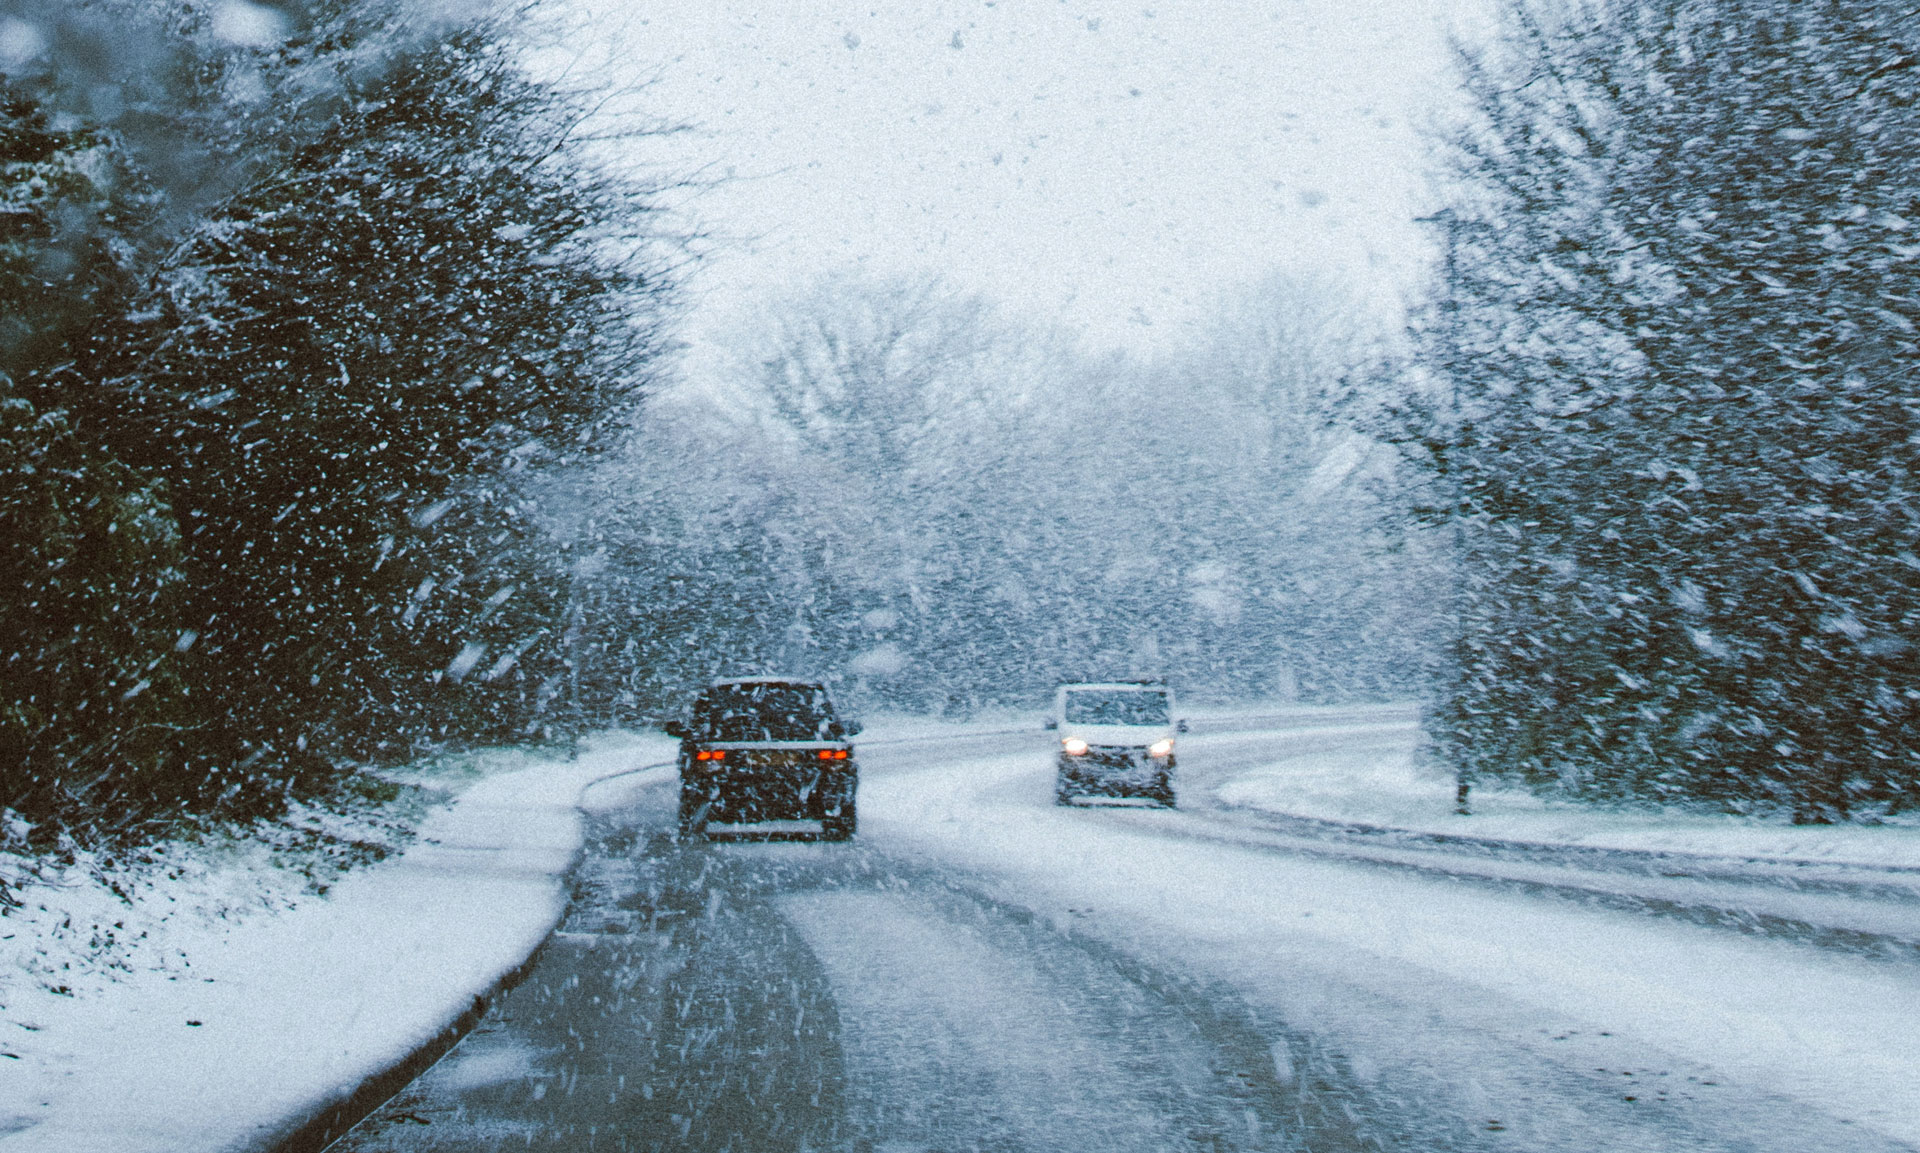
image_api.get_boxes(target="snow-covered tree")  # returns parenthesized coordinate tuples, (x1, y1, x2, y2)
(1, 1, 683, 829)
(592, 271, 1433, 718)
(1414, 0, 1920, 818)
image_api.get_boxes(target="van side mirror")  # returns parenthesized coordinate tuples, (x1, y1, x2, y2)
(1043, 718, 1058, 730)
(1176, 719, 1189, 734)
(662, 719, 687, 739)
(842, 719, 863, 737)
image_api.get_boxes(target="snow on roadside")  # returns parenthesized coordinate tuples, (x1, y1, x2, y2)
(1203, 709, 1920, 870)
(0, 732, 672, 1153)
(862, 703, 1920, 869)
(860, 744, 1920, 1150)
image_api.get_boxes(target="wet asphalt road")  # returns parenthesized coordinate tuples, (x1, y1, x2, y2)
(329, 772, 1364, 1153)
(322, 718, 1920, 1153)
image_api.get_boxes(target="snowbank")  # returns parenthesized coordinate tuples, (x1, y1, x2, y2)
(862, 739, 1920, 1150)
(0, 733, 672, 1153)
(867, 704, 1920, 870)
(1207, 711, 1920, 870)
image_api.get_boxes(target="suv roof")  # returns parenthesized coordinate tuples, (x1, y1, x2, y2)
(689, 679, 842, 743)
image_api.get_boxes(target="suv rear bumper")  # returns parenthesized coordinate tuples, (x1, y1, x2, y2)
(680, 745, 856, 823)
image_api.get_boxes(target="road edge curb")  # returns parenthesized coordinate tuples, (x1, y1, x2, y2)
(256, 760, 674, 1153)
(261, 929, 560, 1153)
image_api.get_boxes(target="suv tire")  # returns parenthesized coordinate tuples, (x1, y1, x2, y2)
(821, 801, 856, 841)
(677, 788, 711, 839)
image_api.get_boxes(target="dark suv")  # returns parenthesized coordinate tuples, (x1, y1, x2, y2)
(663, 678, 860, 840)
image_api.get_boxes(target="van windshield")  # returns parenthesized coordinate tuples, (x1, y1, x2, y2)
(692, 683, 838, 742)
(1063, 689, 1170, 726)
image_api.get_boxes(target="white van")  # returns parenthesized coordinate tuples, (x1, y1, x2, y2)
(1045, 681, 1184, 806)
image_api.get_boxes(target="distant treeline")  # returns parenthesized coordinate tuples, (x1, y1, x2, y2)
(1406, 0, 1920, 820)
(553, 273, 1438, 725)
(1, 0, 678, 839)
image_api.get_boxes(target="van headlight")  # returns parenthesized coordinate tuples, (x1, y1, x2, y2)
(1149, 739, 1174, 758)
(1062, 737, 1089, 756)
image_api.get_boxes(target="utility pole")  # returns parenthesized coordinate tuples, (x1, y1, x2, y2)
(1418, 207, 1474, 817)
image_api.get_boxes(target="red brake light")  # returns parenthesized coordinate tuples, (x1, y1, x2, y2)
(695, 749, 727, 761)
(818, 749, 849, 760)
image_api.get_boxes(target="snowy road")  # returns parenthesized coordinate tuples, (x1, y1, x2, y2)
(327, 717, 1920, 1152)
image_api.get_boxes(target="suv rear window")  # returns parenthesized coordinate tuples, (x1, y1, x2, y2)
(1063, 689, 1170, 725)
(692, 682, 839, 742)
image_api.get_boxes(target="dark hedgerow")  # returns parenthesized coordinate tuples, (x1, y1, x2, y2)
(2, 3, 682, 835)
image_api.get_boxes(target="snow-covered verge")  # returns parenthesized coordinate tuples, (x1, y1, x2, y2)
(1203, 709, 1920, 870)
(866, 703, 1920, 869)
(858, 739, 1920, 1150)
(0, 732, 673, 1153)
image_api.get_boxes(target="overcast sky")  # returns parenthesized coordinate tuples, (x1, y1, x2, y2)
(553, 0, 1485, 363)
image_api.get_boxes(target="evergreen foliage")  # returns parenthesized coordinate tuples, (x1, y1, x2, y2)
(0, 1, 677, 834)
(1413, 0, 1920, 818)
